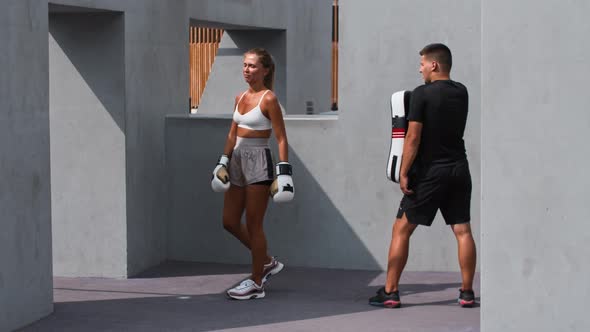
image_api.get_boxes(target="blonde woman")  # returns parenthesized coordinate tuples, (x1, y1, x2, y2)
(211, 48, 294, 300)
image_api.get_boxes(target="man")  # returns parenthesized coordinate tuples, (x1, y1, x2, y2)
(370, 43, 477, 308)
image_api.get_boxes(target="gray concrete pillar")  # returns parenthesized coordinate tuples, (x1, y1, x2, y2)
(0, 0, 53, 330)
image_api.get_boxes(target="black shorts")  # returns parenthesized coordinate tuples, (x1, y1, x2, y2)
(396, 159, 471, 226)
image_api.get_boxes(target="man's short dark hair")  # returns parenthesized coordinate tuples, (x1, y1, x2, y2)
(419, 43, 452, 72)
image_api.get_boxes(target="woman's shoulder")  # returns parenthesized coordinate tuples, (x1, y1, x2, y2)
(234, 91, 247, 103)
(261, 90, 278, 104)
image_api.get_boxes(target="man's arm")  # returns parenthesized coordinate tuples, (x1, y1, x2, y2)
(399, 121, 422, 195)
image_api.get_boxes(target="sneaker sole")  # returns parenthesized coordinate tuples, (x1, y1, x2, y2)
(262, 262, 284, 284)
(369, 300, 401, 308)
(227, 291, 266, 300)
(459, 299, 475, 307)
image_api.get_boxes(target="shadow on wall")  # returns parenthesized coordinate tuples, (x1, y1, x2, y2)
(165, 117, 380, 270)
(49, 10, 125, 132)
(264, 145, 381, 270)
(48, 8, 128, 278)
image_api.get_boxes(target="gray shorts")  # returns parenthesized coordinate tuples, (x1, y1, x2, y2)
(229, 137, 274, 187)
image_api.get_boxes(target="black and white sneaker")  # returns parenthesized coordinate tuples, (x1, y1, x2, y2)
(227, 279, 265, 300)
(262, 256, 284, 284)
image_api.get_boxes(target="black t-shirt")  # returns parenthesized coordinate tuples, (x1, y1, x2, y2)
(408, 80, 468, 166)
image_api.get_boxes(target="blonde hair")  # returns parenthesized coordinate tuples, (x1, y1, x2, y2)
(245, 48, 275, 91)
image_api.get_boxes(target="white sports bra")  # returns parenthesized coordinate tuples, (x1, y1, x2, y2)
(233, 90, 272, 131)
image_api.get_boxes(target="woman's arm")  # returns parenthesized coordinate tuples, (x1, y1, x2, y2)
(223, 121, 238, 157)
(222, 94, 241, 156)
(265, 93, 288, 162)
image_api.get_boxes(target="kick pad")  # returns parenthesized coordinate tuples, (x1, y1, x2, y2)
(386, 90, 412, 183)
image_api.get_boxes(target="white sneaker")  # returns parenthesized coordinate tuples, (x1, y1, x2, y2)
(262, 256, 285, 284)
(226, 279, 265, 300)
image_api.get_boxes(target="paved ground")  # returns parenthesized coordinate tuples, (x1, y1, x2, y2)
(20, 261, 480, 332)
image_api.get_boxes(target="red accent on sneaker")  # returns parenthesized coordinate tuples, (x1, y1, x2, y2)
(460, 299, 475, 306)
(383, 300, 401, 308)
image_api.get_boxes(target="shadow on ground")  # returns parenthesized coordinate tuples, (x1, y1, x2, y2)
(21, 262, 479, 332)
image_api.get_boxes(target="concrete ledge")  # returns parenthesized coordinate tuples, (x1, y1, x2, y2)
(166, 113, 339, 121)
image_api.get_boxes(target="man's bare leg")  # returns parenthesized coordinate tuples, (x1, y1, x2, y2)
(385, 213, 418, 293)
(451, 223, 476, 291)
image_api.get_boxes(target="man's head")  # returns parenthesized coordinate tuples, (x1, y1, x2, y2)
(419, 43, 452, 83)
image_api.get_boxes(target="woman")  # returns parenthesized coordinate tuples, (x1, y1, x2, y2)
(212, 48, 292, 300)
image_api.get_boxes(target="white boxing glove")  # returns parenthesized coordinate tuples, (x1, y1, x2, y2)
(270, 162, 294, 203)
(211, 154, 230, 192)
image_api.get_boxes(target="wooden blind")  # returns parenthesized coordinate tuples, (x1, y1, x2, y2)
(189, 27, 223, 110)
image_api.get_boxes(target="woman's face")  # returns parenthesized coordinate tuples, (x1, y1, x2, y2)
(243, 53, 268, 85)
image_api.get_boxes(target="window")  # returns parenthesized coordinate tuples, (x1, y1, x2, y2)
(331, 0, 339, 111)
(189, 27, 223, 113)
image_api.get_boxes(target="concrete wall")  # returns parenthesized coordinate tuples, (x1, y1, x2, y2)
(45, 0, 331, 278)
(44, 0, 329, 277)
(191, 0, 332, 114)
(285, 0, 332, 114)
(481, 1, 590, 331)
(119, 0, 187, 277)
(2, 0, 484, 329)
(188, 0, 288, 30)
(166, 115, 385, 269)
(4, 0, 590, 330)
(165, 0, 481, 272)
(47, 0, 189, 276)
(337, 0, 481, 272)
(0, 1, 53, 331)
(49, 11, 127, 278)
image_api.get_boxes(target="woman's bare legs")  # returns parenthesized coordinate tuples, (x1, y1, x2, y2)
(222, 185, 251, 248)
(244, 184, 271, 285)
